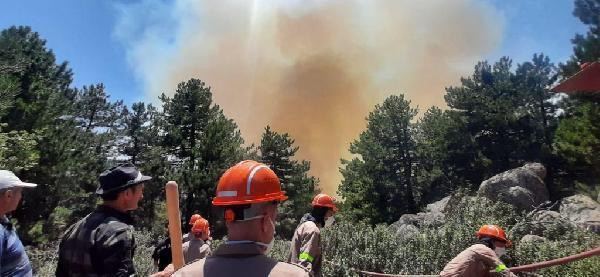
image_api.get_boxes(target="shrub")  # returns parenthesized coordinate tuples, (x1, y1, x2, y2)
(29, 231, 159, 276)
(318, 196, 600, 276)
(29, 196, 600, 277)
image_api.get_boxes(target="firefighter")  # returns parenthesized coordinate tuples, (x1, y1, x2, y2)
(172, 160, 309, 276)
(182, 214, 202, 243)
(440, 224, 517, 277)
(182, 217, 211, 263)
(288, 193, 337, 277)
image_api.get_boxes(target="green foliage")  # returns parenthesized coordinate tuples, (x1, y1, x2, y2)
(117, 102, 171, 230)
(28, 230, 159, 277)
(514, 238, 600, 277)
(18, 84, 120, 243)
(0, 125, 39, 171)
(133, 230, 160, 276)
(0, 26, 108, 243)
(414, 107, 459, 202)
(29, 196, 600, 277)
(339, 94, 419, 224)
(560, 0, 600, 77)
(159, 79, 247, 235)
(554, 103, 600, 171)
(5, 6, 600, 273)
(553, 102, 600, 196)
(259, 126, 317, 238)
(321, 196, 600, 277)
(28, 243, 58, 277)
(322, 196, 520, 276)
(0, 26, 72, 131)
(552, 0, 600, 197)
(444, 56, 557, 185)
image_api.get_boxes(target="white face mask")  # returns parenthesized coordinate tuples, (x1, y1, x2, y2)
(324, 216, 335, 228)
(494, 247, 506, 257)
(255, 216, 276, 254)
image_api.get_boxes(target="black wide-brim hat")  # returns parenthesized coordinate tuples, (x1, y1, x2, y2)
(96, 163, 152, 195)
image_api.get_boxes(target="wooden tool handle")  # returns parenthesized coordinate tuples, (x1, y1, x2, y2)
(166, 181, 184, 269)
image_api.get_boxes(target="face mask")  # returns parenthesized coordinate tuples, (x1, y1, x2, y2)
(255, 216, 276, 254)
(324, 216, 335, 228)
(263, 237, 275, 254)
(494, 247, 506, 257)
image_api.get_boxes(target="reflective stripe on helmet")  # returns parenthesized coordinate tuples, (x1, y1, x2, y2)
(217, 190, 238, 197)
(491, 225, 500, 236)
(246, 165, 269, 195)
(299, 252, 314, 262)
(315, 194, 324, 203)
(495, 264, 507, 272)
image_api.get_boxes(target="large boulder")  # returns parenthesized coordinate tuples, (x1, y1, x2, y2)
(390, 196, 452, 237)
(390, 214, 421, 239)
(394, 223, 420, 241)
(559, 194, 600, 233)
(425, 196, 452, 214)
(477, 163, 549, 211)
(394, 214, 424, 226)
(520, 234, 547, 244)
(522, 163, 546, 179)
(511, 210, 574, 238)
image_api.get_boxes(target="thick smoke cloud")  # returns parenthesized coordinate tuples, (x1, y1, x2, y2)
(115, 0, 504, 194)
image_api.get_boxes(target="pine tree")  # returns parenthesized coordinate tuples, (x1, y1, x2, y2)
(339, 94, 418, 224)
(414, 107, 455, 203)
(258, 126, 317, 238)
(160, 79, 246, 232)
(444, 56, 558, 186)
(560, 0, 600, 78)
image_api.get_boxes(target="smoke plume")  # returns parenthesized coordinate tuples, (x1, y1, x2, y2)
(114, 0, 504, 194)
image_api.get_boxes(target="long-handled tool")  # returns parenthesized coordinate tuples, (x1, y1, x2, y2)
(508, 246, 600, 272)
(166, 181, 185, 270)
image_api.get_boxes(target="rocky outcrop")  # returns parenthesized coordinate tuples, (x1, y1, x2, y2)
(511, 210, 574, 238)
(560, 194, 600, 233)
(520, 234, 547, 244)
(390, 196, 451, 238)
(522, 163, 546, 179)
(394, 223, 420, 241)
(477, 163, 549, 211)
(390, 165, 600, 239)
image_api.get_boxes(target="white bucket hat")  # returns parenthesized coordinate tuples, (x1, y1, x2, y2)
(0, 170, 37, 190)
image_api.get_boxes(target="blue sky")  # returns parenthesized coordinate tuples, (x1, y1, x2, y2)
(0, 0, 588, 106)
(487, 0, 587, 63)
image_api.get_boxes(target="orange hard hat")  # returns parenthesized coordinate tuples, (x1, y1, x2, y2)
(212, 160, 288, 206)
(189, 214, 202, 226)
(312, 193, 338, 212)
(476, 224, 512, 246)
(191, 217, 209, 235)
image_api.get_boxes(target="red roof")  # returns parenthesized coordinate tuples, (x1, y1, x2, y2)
(552, 62, 600, 94)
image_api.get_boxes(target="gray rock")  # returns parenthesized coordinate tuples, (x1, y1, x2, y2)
(522, 162, 546, 179)
(504, 186, 536, 209)
(511, 210, 572, 237)
(533, 210, 562, 222)
(394, 224, 419, 240)
(425, 196, 452, 214)
(421, 211, 445, 226)
(390, 198, 454, 236)
(478, 164, 549, 211)
(393, 210, 445, 229)
(560, 194, 600, 233)
(520, 234, 547, 244)
(395, 214, 424, 226)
